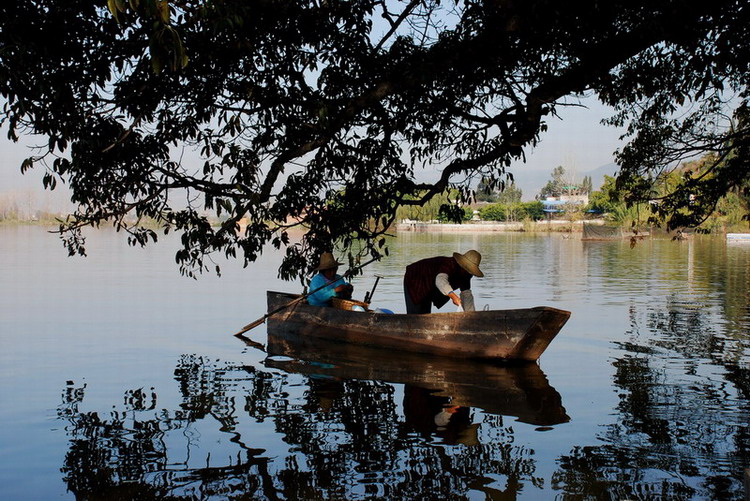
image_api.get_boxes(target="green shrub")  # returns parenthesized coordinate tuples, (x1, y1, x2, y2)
(437, 205, 473, 222)
(519, 201, 544, 220)
(479, 204, 507, 221)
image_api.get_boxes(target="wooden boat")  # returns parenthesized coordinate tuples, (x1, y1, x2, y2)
(265, 291, 571, 362)
(260, 332, 570, 426)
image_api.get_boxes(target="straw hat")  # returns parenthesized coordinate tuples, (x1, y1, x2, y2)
(315, 252, 343, 271)
(453, 249, 484, 277)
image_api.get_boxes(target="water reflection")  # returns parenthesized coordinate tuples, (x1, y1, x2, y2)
(8, 229, 750, 499)
(261, 332, 570, 427)
(57, 340, 569, 499)
(552, 293, 750, 499)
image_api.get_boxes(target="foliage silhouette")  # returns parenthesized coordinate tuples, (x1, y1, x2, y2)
(2, 0, 747, 277)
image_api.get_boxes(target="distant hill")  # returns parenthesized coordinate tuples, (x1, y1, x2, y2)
(586, 162, 619, 189)
(509, 162, 619, 201)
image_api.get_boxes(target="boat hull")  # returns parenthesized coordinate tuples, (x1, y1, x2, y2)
(266, 291, 570, 362)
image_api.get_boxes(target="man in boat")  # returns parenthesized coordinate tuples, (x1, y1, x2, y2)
(307, 252, 354, 307)
(403, 250, 484, 314)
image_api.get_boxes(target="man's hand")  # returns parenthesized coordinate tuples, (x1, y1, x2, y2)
(335, 284, 354, 299)
(448, 292, 461, 306)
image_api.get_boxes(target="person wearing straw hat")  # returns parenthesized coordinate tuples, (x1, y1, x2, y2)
(307, 252, 354, 307)
(403, 250, 483, 314)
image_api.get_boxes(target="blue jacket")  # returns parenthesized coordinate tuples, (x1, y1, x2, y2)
(307, 272, 348, 306)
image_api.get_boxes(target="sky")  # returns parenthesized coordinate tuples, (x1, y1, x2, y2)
(0, 95, 625, 211)
(515, 99, 624, 174)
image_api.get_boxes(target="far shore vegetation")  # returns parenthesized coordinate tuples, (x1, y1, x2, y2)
(4, 155, 749, 235)
(395, 156, 750, 235)
(0, 211, 63, 226)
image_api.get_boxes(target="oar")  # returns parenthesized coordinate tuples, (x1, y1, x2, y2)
(233, 256, 379, 337)
(233, 294, 312, 336)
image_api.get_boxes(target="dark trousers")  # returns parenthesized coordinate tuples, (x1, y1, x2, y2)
(404, 284, 432, 314)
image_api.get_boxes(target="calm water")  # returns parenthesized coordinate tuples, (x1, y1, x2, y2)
(2, 226, 750, 500)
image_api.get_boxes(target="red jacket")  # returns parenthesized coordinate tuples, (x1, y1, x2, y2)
(404, 256, 472, 308)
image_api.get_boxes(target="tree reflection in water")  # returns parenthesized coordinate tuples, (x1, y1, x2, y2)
(553, 296, 750, 500)
(56, 292, 750, 500)
(57, 346, 568, 500)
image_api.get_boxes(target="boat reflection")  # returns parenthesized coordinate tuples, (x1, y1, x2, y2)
(256, 331, 570, 427)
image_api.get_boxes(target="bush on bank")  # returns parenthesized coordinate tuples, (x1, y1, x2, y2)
(479, 201, 544, 222)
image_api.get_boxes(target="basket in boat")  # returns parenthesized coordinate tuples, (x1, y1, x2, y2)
(332, 298, 370, 311)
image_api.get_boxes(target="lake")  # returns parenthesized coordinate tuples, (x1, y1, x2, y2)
(1, 225, 749, 500)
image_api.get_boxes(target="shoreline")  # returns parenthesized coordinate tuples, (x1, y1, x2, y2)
(3, 219, 747, 237)
(396, 219, 614, 233)
(394, 220, 750, 237)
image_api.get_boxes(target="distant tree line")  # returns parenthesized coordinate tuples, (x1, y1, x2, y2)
(399, 158, 750, 230)
(537, 166, 593, 199)
(477, 202, 545, 222)
(0, 192, 67, 224)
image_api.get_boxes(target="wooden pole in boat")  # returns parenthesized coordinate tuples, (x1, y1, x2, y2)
(232, 256, 379, 337)
(363, 274, 383, 304)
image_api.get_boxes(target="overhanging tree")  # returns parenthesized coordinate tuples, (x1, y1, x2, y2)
(1, 0, 748, 279)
